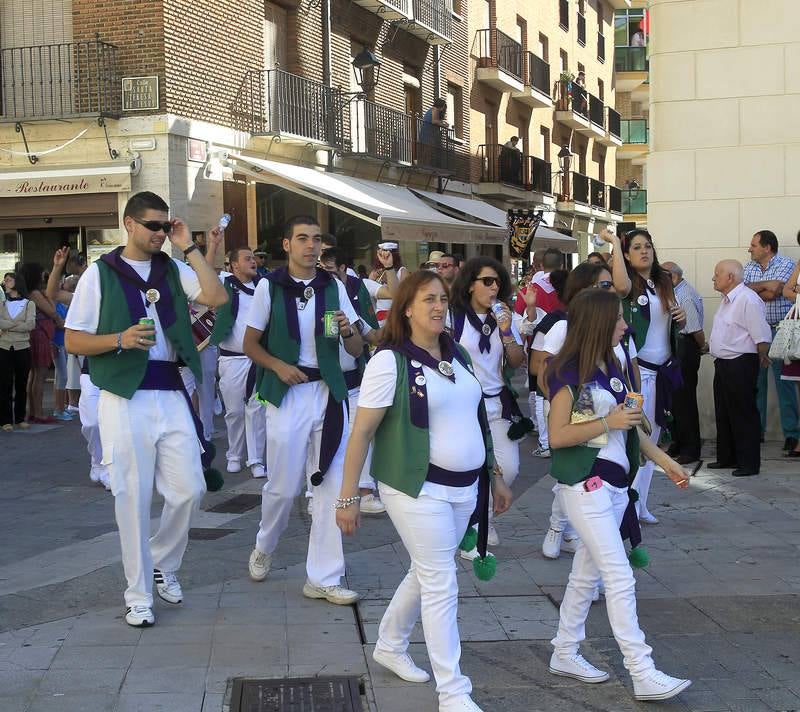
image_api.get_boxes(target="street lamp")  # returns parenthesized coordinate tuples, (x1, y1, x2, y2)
(352, 46, 381, 94)
(557, 145, 572, 200)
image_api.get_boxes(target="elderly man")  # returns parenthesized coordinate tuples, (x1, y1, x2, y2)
(709, 260, 772, 477)
(744, 230, 799, 451)
(663, 262, 705, 464)
(436, 253, 457, 287)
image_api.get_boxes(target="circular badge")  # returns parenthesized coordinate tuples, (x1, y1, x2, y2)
(637, 294, 649, 306)
(481, 323, 492, 336)
(145, 288, 160, 304)
(410, 360, 422, 368)
(632, 307, 639, 313)
(646, 278, 655, 290)
(437, 361, 454, 377)
(415, 374, 426, 386)
(303, 286, 314, 300)
(610, 377, 624, 393)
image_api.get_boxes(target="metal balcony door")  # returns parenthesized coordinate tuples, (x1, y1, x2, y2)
(263, 3, 287, 130)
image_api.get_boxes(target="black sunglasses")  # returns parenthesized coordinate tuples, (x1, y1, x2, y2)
(132, 216, 173, 234)
(474, 276, 500, 287)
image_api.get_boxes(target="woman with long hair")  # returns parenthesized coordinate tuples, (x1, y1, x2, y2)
(449, 257, 527, 551)
(0, 273, 35, 431)
(545, 289, 691, 702)
(337, 271, 512, 712)
(600, 229, 685, 524)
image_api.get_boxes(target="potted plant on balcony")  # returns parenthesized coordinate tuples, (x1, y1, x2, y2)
(556, 71, 574, 110)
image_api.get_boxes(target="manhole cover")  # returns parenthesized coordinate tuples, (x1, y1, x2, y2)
(188, 527, 237, 540)
(206, 494, 262, 514)
(231, 676, 362, 712)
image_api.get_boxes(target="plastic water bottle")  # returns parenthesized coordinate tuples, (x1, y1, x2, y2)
(218, 213, 231, 230)
(490, 300, 506, 319)
(591, 233, 605, 248)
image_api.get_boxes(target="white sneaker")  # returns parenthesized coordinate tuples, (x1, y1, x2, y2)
(639, 511, 659, 525)
(372, 648, 430, 683)
(226, 459, 242, 474)
(89, 464, 108, 485)
(459, 547, 493, 562)
(125, 605, 155, 627)
(633, 670, 692, 701)
(542, 528, 563, 559)
(250, 463, 267, 478)
(306, 498, 313, 515)
(439, 695, 484, 712)
(302, 581, 359, 605)
(561, 536, 580, 553)
(66, 405, 80, 413)
(248, 548, 271, 582)
(549, 652, 610, 683)
(487, 524, 500, 547)
(532, 446, 551, 458)
(153, 569, 183, 604)
(360, 493, 386, 514)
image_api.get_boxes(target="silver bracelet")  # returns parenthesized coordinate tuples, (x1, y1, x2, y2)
(334, 495, 362, 509)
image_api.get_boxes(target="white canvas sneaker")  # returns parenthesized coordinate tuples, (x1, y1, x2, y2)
(542, 528, 563, 559)
(633, 670, 692, 701)
(372, 649, 430, 683)
(360, 493, 386, 514)
(153, 569, 183, 604)
(302, 581, 359, 605)
(248, 549, 271, 582)
(125, 605, 155, 627)
(549, 652, 610, 683)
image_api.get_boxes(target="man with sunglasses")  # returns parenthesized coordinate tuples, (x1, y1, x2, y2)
(436, 253, 457, 287)
(65, 191, 228, 627)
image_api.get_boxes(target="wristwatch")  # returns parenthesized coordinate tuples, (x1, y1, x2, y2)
(183, 243, 199, 257)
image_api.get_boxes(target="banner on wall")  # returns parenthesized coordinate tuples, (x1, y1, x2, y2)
(507, 209, 544, 259)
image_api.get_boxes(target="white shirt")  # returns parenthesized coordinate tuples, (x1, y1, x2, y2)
(5, 299, 27, 319)
(246, 274, 359, 369)
(541, 319, 637, 368)
(65, 257, 202, 362)
(359, 348, 484, 502)
(710, 283, 772, 360)
(455, 312, 523, 395)
(636, 290, 671, 367)
(217, 271, 257, 354)
(370, 266, 408, 327)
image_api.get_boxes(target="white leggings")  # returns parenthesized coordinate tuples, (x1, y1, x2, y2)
(535, 394, 549, 450)
(632, 367, 660, 517)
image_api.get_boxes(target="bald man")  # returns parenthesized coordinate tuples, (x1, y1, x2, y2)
(708, 260, 772, 477)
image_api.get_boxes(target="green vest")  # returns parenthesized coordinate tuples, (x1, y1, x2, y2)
(210, 279, 236, 346)
(623, 293, 680, 357)
(371, 348, 495, 498)
(88, 260, 200, 400)
(254, 279, 347, 407)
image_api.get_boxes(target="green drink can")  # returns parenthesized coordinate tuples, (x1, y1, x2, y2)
(139, 317, 156, 342)
(323, 311, 339, 338)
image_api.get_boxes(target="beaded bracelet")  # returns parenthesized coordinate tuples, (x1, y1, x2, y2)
(334, 495, 362, 509)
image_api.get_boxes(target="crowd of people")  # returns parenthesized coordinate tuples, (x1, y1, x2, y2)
(4, 189, 800, 712)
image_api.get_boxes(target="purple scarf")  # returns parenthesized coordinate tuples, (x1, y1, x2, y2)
(266, 267, 333, 343)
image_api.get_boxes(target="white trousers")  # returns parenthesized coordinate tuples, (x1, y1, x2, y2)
(218, 356, 266, 467)
(255, 380, 347, 587)
(66, 353, 81, 391)
(547, 484, 576, 538)
(552, 481, 654, 679)
(632, 367, 661, 517)
(197, 346, 218, 439)
(527, 390, 537, 422)
(98, 389, 206, 608)
(535, 394, 549, 450)
(486, 396, 520, 487)
(79, 373, 103, 469)
(377, 488, 475, 704)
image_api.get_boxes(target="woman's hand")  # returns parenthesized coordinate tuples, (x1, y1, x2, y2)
(336, 503, 360, 535)
(670, 305, 687, 327)
(491, 472, 513, 515)
(376, 249, 394, 269)
(605, 403, 642, 431)
(597, 227, 619, 245)
(662, 458, 690, 489)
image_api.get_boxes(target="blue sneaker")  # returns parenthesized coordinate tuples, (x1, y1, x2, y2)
(52, 410, 74, 421)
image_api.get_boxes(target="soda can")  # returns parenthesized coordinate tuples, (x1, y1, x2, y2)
(138, 317, 156, 342)
(323, 311, 339, 338)
(624, 392, 644, 410)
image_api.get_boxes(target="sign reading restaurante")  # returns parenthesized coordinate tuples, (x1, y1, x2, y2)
(0, 171, 131, 197)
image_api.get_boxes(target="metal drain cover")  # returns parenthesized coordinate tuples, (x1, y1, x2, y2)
(230, 676, 362, 712)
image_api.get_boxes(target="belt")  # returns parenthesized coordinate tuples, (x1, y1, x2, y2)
(297, 366, 323, 382)
(139, 360, 183, 390)
(219, 348, 245, 357)
(426, 463, 481, 488)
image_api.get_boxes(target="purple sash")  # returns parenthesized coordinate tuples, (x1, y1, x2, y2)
(637, 356, 683, 428)
(225, 274, 259, 323)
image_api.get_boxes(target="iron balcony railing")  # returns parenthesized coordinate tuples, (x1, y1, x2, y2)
(621, 118, 648, 143)
(590, 178, 606, 208)
(379, 0, 409, 12)
(345, 97, 455, 172)
(559, 81, 589, 119)
(622, 188, 647, 214)
(479, 144, 552, 193)
(0, 39, 119, 121)
(615, 46, 648, 72)
(231, 68, 344, 145)
(476, 29, 523, 81)
(571, 172, 589, 203)
(577, 13, 587, 45)
(598, 31, 606, 62)
(608, 185, 622, 213)
(412, 0, 452, 42)
(607, 107, 621, 139)
(559, 0, 569, 30)
(527, 52, 550, 96)
(589, 93, 604, 128)
(526, 155, 552, 194)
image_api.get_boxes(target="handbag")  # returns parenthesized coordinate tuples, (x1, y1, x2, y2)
(769, 295, 800, 362)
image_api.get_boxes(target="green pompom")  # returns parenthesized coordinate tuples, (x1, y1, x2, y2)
(628, 546, 650, 569)
(204, 468, 225, 492)
(458, 527, 478, 552)
(473, 553, 497, 581)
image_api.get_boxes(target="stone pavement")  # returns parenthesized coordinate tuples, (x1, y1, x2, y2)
(2, 415, 800, 712)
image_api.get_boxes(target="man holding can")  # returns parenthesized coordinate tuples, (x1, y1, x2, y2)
(244, 215, 364, 604)
(65, 191, 228, 627)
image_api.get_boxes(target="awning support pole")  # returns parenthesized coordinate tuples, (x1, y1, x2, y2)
(14, 123, 37, 165)
(97, 117, 119, 160)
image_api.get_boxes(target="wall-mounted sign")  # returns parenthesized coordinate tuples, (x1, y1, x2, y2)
(0, 168, 131, 197)
(122, 76, 159, 111)
(188, 138, 207, 163)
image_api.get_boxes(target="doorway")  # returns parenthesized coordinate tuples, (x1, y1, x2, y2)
(20, 227, 80, 273)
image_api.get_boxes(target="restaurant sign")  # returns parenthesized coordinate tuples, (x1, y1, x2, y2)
(0, 170, 132, 198)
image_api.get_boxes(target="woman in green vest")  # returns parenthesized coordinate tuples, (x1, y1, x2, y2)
(600, 228, 686, 525)
(337, 270, 512, 712)
(545, 289, 692, 703)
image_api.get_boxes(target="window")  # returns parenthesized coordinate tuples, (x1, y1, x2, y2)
(577, 0, 586, 46)
(614, 8, 647, 48)
(540, 126, 550, 161)
(446, 83, 463, 139)
(538, 33, 548, 62)
(560, 49, 568, 74)
(559, 0, 569, 31)
(448, 0, 463, 15)
(597, 78, 604, 101)
(597, 6, 606, 63)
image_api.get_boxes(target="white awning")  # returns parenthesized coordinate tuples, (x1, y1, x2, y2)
(227, 154, 507, 245)
(413, 189, 579, 252)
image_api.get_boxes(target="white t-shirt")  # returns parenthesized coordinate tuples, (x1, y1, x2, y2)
(636, 290, 671, 367)
(359, 348, 484, 502)
(65, 257, 202, 362)
(587, 383, 629, 472)
(6, 299, 28, 319)
(217, 271, 257, 354)
(371, 266, 408, 327)
(246, 275, 359, 369)
(541, 319, 637, 367)
(454, 312, 523, 395)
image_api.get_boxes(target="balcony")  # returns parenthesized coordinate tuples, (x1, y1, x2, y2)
(475, 144, 554, 204)
(597, 106, 622, 147)
(617, 119, 648, 161)
(349, 0, 411, 22)
(0, 39, 120, 122)
(511, 52, 552, 109)
(557, 172, 613, 217)
(608, 185, 623, 217)
(231, 68, 343, 147)
(476, 29, 524, 93)
(343, 97, 455, 174)
(615, 46, 649, 91)
(399, 0, 452, 45)
(622, 188, 647, 215)
(555, 80, 590, 131)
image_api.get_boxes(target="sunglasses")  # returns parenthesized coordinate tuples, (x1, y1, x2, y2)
(594, 280, 614, 290)
(437, 262, 454, 270)
(132, 216, 173, 234)
(474, 276, 500, 287)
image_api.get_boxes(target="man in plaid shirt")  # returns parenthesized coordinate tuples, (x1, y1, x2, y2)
(744, 230, 799, 451)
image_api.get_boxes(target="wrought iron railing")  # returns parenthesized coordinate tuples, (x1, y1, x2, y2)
(564, 82, 589, 119)
(379, 0, 409, 12)
(622, 188, 647, 213)
(527, 52, 550, 96)
(412, 0, 452, 41)
(0, 39, 119, 121)
(608, 185, 622, 213)
(479, 144, 552, 193)
(590, 178, 606, 209)
(571, 172, 589, 203)
(621, 118, 648, 143)
(526, 155, 552, 194)
(615, 46, 648, 72)
(597, 31, 606, 62)
(607, 107, 621, 139)
(589, 93, 604, 127)
(231, 68, 344, 145)
(577, 13, 587, 45)
(476, 29, 523, 81)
